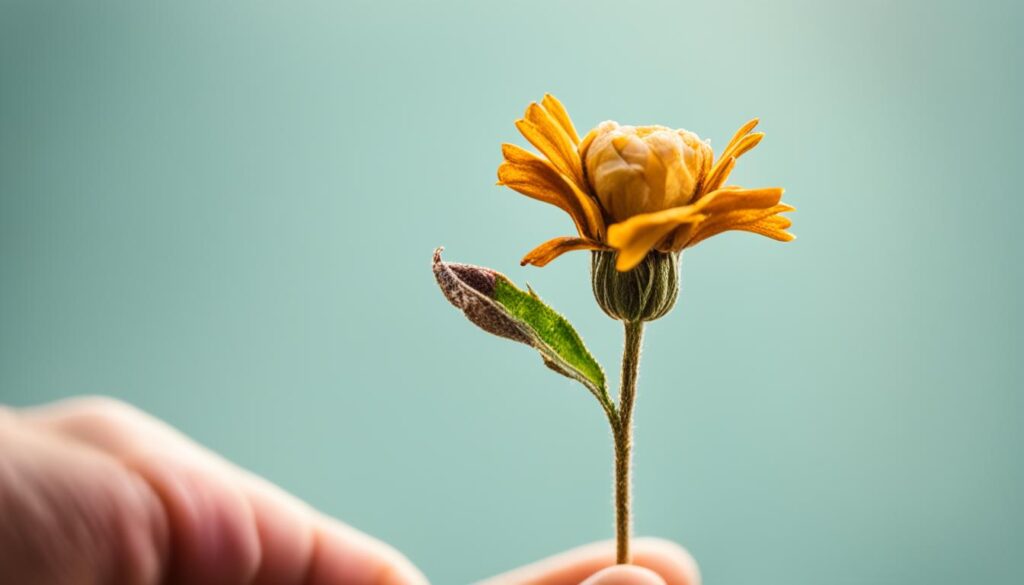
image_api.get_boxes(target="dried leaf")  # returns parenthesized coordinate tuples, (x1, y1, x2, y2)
(433, 248, 606, 397)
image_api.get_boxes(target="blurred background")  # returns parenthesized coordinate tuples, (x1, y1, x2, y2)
(1, 1, 1021, 583)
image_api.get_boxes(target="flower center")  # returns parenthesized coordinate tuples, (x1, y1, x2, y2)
(583, 122, 712, 223)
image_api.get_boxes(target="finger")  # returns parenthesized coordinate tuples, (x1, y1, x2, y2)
(304, 517, 428, 585)
(131, 451, 262, 585)
(240, 475, 316, 585)
(476, 538, 699, 585)
(240, 471, 426, 585)
(580, 566, 666, 585)
(22, 397, 427, 585)
(25, 398, 311, 584)
(0, 416, 169, 585)
(24, 398, 262, 585)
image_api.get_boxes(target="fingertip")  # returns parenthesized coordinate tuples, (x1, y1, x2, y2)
(633, 538, 700, 585)
(580, 566, 667, 585)
(477, 538, 698, 585)
(305, 518, 427, 585)
(245, 482, 316, 585)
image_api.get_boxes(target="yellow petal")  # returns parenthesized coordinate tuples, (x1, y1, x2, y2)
(723, 118, 759, 155)
(703, 119, 764, 194)
(520, 236, 607, 267)
(686, 203, 795, 248)
(606, 203, 710, 271)
(540, 94, 581, 144)
(722, 214, 795, 243)
(701, 155, 735, 194)
(700, 186, 785, 214)
(723, 132, 764, 161)
(750, 213, 792, 231)
(498, 144, 605, 240)
(516, 102, 585, 187)
(578, 126, 599, 161)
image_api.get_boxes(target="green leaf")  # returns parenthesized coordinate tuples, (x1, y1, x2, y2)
(432, 248, 607, 399)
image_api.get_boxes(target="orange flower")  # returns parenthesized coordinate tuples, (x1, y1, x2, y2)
(497, 95, 795, 271)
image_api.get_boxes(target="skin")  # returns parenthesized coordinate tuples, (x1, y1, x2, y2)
(0, 397, 700, 585)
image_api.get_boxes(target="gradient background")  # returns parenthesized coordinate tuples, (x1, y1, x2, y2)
(2, 1, 1021, 583)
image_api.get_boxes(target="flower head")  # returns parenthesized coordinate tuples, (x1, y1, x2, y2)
(584, 122, 712, 222)
(497, 95, 794, 271)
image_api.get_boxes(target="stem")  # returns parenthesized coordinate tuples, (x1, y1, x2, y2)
(614, 320, 644, 564)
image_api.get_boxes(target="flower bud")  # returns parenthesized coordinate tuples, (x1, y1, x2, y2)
(583, 122, 713, 223)
(590, 250, 680, 322)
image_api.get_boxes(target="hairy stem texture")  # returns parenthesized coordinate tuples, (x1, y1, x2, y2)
(614, 320, 644, 564)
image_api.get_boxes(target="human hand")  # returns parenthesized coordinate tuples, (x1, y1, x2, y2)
(0, 397, 698, 585)
(477, 539, 699, 585)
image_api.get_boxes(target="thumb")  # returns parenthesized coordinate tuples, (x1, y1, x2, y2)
(580, 565, 667, 585)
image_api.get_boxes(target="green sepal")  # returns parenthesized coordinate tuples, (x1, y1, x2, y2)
(591, 250, 680, 322)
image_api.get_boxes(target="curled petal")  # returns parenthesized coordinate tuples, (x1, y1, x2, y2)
(724, 131, 764, 161)
(707, 214, 795, 245)
(516, 102, 585, 186)
(700, 186, 785, 214)
(702, 155, 735, 195)
(685, 203, 795, 248)
(728, 118, 760, 144)
(578, 126, 599, 161)
(739, 214, 794, 240)
(540, 94, 581, 144)
(703, 118, 764, 194)
(606, 202, 710, 271)
(670, 187, 781, 248)
(498, 144, 605, 240)
(521, 236, 607, 267)
(667, 221, 698, 250)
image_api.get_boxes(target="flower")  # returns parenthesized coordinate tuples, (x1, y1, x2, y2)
(497, 94, 795, 271)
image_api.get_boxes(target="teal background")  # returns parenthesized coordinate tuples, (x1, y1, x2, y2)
(1, 1, 1021, 583)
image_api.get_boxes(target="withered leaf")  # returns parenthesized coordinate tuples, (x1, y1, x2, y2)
(433, 247, 606, 396)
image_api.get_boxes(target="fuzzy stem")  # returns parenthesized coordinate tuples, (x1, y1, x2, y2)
(614, 319, 644, 564)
